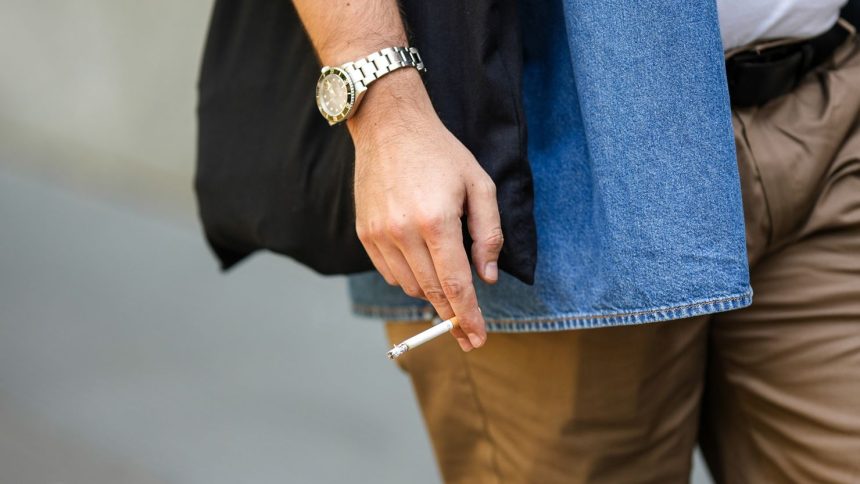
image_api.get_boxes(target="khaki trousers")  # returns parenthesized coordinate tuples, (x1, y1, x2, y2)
(386, 37, 860, 483)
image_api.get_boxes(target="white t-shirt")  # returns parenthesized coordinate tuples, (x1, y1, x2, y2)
(717, 0, 848, 50)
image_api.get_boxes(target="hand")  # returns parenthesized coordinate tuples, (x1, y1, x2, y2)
(348, 70, 503, 352)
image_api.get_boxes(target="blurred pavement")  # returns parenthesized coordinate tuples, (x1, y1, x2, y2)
(0, 167, 439, 484)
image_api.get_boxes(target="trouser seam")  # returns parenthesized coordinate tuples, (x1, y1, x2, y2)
(458, 350, 505, 483)
(734, 110, 776, 254)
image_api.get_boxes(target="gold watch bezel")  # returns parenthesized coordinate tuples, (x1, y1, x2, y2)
(315, 66, 356, 126)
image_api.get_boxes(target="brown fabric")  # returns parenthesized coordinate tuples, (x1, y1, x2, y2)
(385, 35, 860, 484)
(387, 319, 710, 483)
(700, 34, 860, 484)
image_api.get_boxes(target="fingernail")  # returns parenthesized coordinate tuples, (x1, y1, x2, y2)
(468, 333, 484, 348)
(484, 262, 498, 282)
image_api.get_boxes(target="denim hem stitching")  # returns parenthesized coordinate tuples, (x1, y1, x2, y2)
(351, 290, 753, 332)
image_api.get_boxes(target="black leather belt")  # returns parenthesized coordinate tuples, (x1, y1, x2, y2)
(726, 1, 858, 108)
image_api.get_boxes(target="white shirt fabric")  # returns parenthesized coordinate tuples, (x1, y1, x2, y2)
(717, 0, 848, 50)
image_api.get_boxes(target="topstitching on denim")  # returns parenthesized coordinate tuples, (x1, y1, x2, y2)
(352, 290, 752, 332)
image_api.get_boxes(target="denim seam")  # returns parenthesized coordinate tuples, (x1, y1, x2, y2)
(352, 289, 753, 332)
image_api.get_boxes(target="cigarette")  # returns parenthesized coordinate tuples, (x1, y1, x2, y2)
(386, 316, 459, 359)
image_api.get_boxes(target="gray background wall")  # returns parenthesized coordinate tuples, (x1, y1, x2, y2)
(0, 1, 710, 483)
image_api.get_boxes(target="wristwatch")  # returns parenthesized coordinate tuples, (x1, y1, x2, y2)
(315, 46, 426, 126)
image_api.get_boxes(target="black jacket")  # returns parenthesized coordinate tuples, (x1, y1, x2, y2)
(194, 0, 537, 284)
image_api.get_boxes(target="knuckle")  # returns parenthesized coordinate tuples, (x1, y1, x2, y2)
(416, 212, 446, 236)
(402, 285, 423, 298)
(458, 319, 477, 333)
(366, 220, 384, 240)
(476, 177, 497, 198)
(424, 286, 447, 305)
(456, 315, 481, 333)
(483, 227, 505, 251)
(440, 277, 468, 300)
(385, 220, 410, 241)
(355, 224, 370, 243)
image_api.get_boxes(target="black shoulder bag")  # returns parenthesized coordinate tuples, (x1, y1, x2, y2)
(195, 0, 537, 284)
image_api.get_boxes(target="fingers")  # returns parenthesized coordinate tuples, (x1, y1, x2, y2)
(375, 241, 424, 299)
(355, 188, 489, 351)
(450, 325, 474, 352)
(358, 213, 487, 350)
(362, 239, 397, 286)
(359, 223, 421, 295)
(422, 213, 487, 348)
(466, 176, 503, 284)
(394, 237, 475, 351)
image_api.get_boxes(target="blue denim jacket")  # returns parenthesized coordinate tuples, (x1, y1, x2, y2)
(348, 0, 753, 331)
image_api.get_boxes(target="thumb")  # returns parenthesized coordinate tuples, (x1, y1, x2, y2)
(466, 175, 504, 284)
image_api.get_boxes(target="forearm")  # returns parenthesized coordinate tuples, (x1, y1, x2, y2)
(291, 0, 433, 140)
(292, 0, 407, 66)
(292, 0, 496, 351)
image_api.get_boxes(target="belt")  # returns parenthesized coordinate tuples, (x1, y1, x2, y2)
(726, 8, 856, 108)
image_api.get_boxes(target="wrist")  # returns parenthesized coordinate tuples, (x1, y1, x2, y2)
(346, 67, 437, 142)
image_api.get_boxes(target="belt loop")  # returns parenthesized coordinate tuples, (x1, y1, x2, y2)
(837, 17, 857, 37)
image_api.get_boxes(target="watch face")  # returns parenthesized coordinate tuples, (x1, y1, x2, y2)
(316, 67, 355, 125)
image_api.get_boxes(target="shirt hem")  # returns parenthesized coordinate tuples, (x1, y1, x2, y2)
(350, 289, 753, 332)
